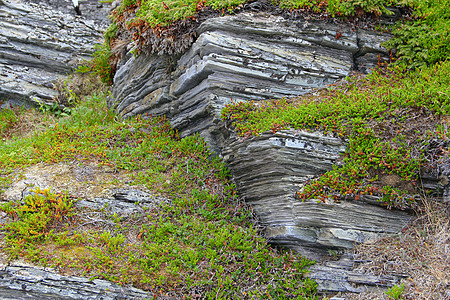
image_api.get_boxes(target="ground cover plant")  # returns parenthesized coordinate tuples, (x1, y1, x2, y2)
(221, 61, 450, 209)
(89, 0, 421, 83)
(115, 0, 402, 29)
(385, 0, 450, 68)
(0, 92, 318, 299)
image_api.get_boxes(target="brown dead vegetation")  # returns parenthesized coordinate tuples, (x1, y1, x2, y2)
(341, 197, 450, 299)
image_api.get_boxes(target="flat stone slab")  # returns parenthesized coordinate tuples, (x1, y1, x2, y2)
(0, 264, 150, 299)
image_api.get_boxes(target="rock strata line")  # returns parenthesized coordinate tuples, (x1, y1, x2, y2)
(0, 0, 109, 107)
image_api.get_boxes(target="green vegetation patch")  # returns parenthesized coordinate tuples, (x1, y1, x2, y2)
(0, 93, 317, 298)
(116, 0, 403, 28)
(221, 61, 450, 209)
(384, 0, 450, 68)
(0, 105, 22, 140)
(1, 188, 76, 253)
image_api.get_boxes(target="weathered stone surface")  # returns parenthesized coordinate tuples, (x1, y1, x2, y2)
(306, 254, 407, 293)
(221, 130, 412, 293)
(0, 0, 109, 107)
(222, 130, 412, 260)
(108, 9, 413, 293)
(0, 264, 150, 299)
(110, 11, 392, 150)
(0, 0, 419, 295)
(77, 188, 170, 215)
(1, 162, 170, 214)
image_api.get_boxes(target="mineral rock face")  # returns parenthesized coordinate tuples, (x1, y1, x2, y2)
(0, 264, 150, 299)
(0, 0, 109, 107)
(110, 10, 411, 260)
(111, 12, 392, 150)
(222, 130, 411, 260)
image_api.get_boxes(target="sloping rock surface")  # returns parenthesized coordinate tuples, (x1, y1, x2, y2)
(0, 264, 150, 300)
(0, 0, 109, 107)
(108, 9, 416, 293)
(110, 11, 392, 150)
(222, 131, 412, 260)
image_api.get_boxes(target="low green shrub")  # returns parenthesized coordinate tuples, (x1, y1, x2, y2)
(0, 105, 21, 139)
(222, 61, 450, 208)
(0, 188, 75, 258)
(77, 43, 114, 85)
(0, 93, 318, 298)
(385, 283, 405, 299)
(384, 0, 450, 68)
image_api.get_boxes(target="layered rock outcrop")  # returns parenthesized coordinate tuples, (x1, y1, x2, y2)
(111, 11, 393, 150)
(0, 264, 150, 299)
(222, 130, 412, 260)
(0, 0, 109, 107)
(110, 9, 411, 261)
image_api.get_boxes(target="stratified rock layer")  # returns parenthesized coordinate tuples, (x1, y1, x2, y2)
(0, 0, 109, 107)
(0, 264, 150, 299)
(222, 131, 412, 260)
(110, 10, 408, 258)
(111, 11, 392, 150)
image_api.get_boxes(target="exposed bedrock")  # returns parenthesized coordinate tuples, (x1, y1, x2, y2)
(110, 10, 414, 293)
(0, 0, 109, 107)
(110, 10, 408, 254)
(111, 11, 393, 150)
(0, 264, 150, 299)
(222, 131, 412, 261)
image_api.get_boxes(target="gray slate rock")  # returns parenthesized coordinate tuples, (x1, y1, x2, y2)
(110, 12, 392, 150)
(77, 188, 170, 215)
(0, 0, 109, 107)
(307, 254, 406, 293)
(0, 264, 150, 299)
(222, 130, 412, 260)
